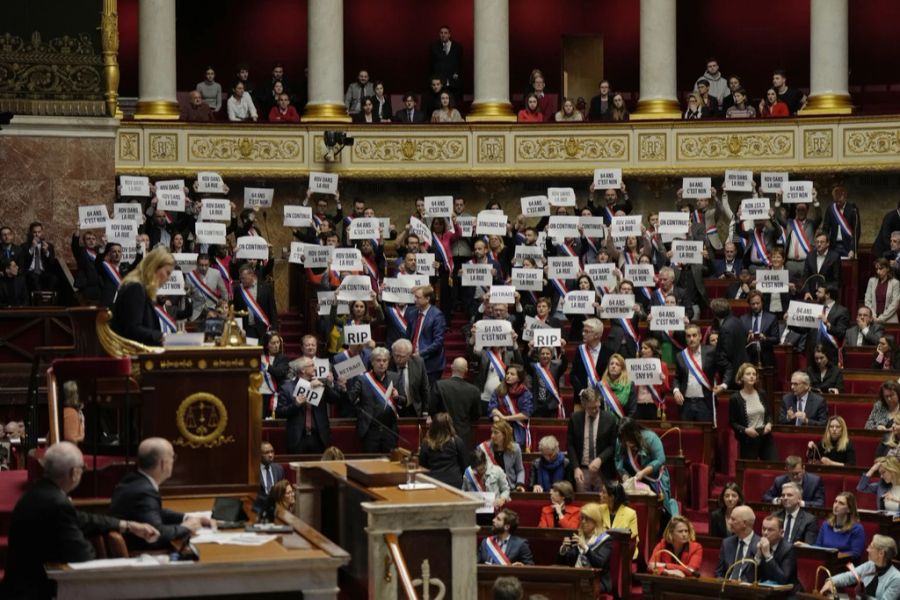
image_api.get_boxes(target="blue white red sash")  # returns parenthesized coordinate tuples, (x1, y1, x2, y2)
(752, 230, 772, 267)
(818, 316, 840, 349)
(550, 278, 568, 297)
(558, 242, 579, 261)
(387, 305, 407, 332)
(238, 285, 271, 329)
(664, 331, 686, 351)
(514, 231, 526, 245)
(831, 203, 853, 238)
(362, 256, 380, 293)
(598, 380, 626, 418)
(483, 536, 511, 565)
(583, 236, 599, 255)
(362, 371, 397, 414)
(411, 311, 425, 349)
(185, 269, 219, 303)
(84, 248, 97, 262)
(653, 289, 666, 305)
(789, 220, 811, 258)
(312, 213, 324, 228)
(432, 233, 454, 272)
(692, 209, 703, 224)
(479, 441, 497, 466)
(533, 363, 564, 418)
(706, 224, 718, 238)
(260, 353, 276, 395)
(603, 206, 615, 224)
(153, 304, 177, 334)
(586, 532, 611, 552)
(646, 384, 664, 409)
(214, 257, 231, 285)
(464, 466, 486, 491)
(486, 351, 507, 379)
(578, 344, 602, 389)
(638, 287, 652, 302)
(100, 261, 122, 287)
(681, 349, 712, 390)
(617, 318, 640, 350)
(500, 394, 532, 450)
(626, 446, 662, 490)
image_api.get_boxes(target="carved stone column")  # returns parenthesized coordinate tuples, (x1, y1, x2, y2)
(304, 0, 351, 122)
(101, 0, 122, 119)
(467, 0, 515, 122)
(802, 0, 852, 115)
(134, 0, 178, 120)
(631, 0, 681, 120)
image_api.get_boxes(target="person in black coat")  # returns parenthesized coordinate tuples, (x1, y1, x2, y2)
(252, 442, 286, 515)
(802, 232, 842, 298)
(567, 388, 618, 491)
(673, 324, 723, 422)
(349, 347, 406, 453)
(712, 298, 750, 389)
(729, 363, 777, 460)
(433, 357, 483, 453)
(232, 263, 278, 343)
(418, 413, 467, 488)
(276, 357, 337, 454)
(756, 514, 798, 589)
(110, 246, 175, 346)
(807, 344, 845, 394)
(779, 372, 828, 426)
(429, 25, 463, 102)
(821, 187, 860, 257)
(525, 345, 568, 418)
(0, 257, 28, 307)
(390, 340, 431, 418)
(741, 291, 780, 368)
(394, 94, 427, 123)
(71, 231, 101, 303)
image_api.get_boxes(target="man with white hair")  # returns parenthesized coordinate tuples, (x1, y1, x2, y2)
(569, 318, 611, 404)
(349, 346, 406, 452)
(529, 435, 573, 493)
(390, 338, 431, 418)
(3, 442, 158, 598)
(276, 356, 337, 454)
(715, 505, 760, 582)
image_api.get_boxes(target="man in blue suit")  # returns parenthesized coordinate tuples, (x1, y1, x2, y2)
(405, 284, 446, 384)
(252, 442, 285, 515)
(716, 505, 761, 582)
(740, 291, 780, 368)
(762, 456, 825, 507)
(477, 509, 534, 565)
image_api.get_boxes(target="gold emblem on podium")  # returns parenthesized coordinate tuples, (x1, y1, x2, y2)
(174, 392, 235, 449)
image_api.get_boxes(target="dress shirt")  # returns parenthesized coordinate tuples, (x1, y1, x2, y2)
(784, 507, 800, 541)
(816, 253, 826, 273)
(684, 348, 704, 398)
(581, 414, 597, 466)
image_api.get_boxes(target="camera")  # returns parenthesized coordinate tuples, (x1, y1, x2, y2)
(323, 130, 354, 162)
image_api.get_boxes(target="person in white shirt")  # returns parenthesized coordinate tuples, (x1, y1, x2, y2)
(227, 81, 258, 122)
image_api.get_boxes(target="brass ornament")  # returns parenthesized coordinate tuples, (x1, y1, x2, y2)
(677, 132, 793, 160)
(803, 129, 834, 159)
(515, 135, 628, 161)
(188, 135, 303, 162)
(149, 133, 178, 161)
(174, 392, 234, 449)
(118, 131, 140, 161)
(844, 128, 900, 156)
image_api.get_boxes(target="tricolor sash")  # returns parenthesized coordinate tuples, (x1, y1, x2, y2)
(818, 316, 840, 349)
(789, 219, 812, 258)
(558, 242, 579, 261)
(831, 203, 853, 238)
(153, 304, 177, 334)
(598, 380, 626, 418)
(433, 233, 454, 273)
(533, 363, 564, 418)
(387, 305, 407, 332)
(583, 236, 599, 256)
(479, 441, 498, 466)
(617, 318, 640, 351)
(664, 331, 686, 351)
(464, 466, 486, 491)
(653, 289, 666, 305)
(238, 285, 271, 329)
(214, 257, 231, 283)
(626, 446, 663, 492)
(483, 536, 512, 565)
(260, 353, 276, 395)
(681, 349, 712, 391)
(100, 261, 122, 287)
(692, 209, 703, 224)
(638, 287, 652, 302)
(603, 206, 614, 223)
(362, 371, 397, 414)
(578, 344, 602, 389)
(362, 255, 381, 293)
(312, 213, 324, 228)
(185, 269, 220, 303)
(646, 384, 664, 409)
(486, 351, 507, 379)
(500, 394, 532, 450)
(549, 278, 568, 297)
(623, 251, 637, 265)
(585, 532, 611, 552)
(752, 230, 772, 267)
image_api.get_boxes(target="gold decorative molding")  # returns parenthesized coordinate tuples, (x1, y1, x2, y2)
(149, 133, 177, 161)
(352, 137, 467, 163)
(100, 0, 120, 119)
(466, 101, 516, 123)
(173, 392, 235, 449)
(631, 98, 682, 121)
(515, 135, 628, 162)
(188, 134, 303, 162)
(477, 135, 505, 163)
(843, 127, 900, 157)
(804, 129, 833, 159)
(639, 133, 666, 161)
(118, 131, 139, 161)
(677, 132, 794, 160)
(303, 102, 351, 123)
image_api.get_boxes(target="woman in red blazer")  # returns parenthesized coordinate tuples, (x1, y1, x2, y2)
(648, 515, 703, 577)
(538, 481, 581, 529)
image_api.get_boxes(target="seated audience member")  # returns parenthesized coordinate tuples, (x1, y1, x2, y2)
(418, 413, 467, 488)
(873, 335, 900, 370)
(682, 93, 705, 120)
(767, 69, 807, 115)
(227, 80, 258, 122)
(715, 505, 760, 582)
(558, 502, 613, 590)
(268, 93, 301, 123)
(568, 388, 618, 492)
(517, 93, 544, 123)
(0, 226, 19, 263)
(807, 345, 844, 394)
(810, 416, 856, 466)
(371, 81, 392, 122)
(264, 479, 295, 522)
(876, 413, 900, 458)
(776, 481, 819, 544)
(730, 363, 777, 461)
(759, 87, 789, 117)
(479, 508, 534, 565)
(810, 492, 865, 562)
(0, 258, 28, 306)
(196, 66, 222, 111)
(1, 442, 159, 599)
(820, 535, 900, 599)
(588, 79, 612, 120)
(538, 481, 580, 529)
(344, 70, 373, 115)
(463, 448, 511, 509)
(724, 88, 755, 118)
(422, 76, 445, 117)
(180, 90, 216, 122)
(845, 305, 885, 347)
(867, 381, 900, 430)
(554, 98, 583, 122)
(858, 456, 900, 512)
(762, 455, 825, 507)
(615, 418, 678, 516)
(755, 514, 798, 588)
(530, 435, 572, 492)
(780, 371, 828, 426)
(109, 437, 213, 550)
(865, 258, 900, 324)
(431, 90, 463, 123)
(597, 480, 638, 558)
(394, 94, 426, 123)
(492, 576, 524, 600)
(709, 482, 745, 538)
(609, 93, 629, 121)
(61, 381, 85, 444)
(649, 515, 703, 577)
(253, 442, 285, 515)
(352, 97, 378, 123)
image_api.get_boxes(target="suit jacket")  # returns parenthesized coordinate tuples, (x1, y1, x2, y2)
(0, 274, 28, 307)
(566, 410, 618, 481)
(864, 276, 900, 323)
(97, 260, 124, 309)
(822, 202, 860, 251)
(187, 268, 228, 320)
(71, 235, 101, 302)
(276, 377, 337, 452)
(716, 315, 750, 388)
(404, 305, 446, 375)
(569, 342, 613, 403)
(817, 302, 850, 345)
(673, 345, 717, 404)
(390, 354, 431, 417)
(19, 241, 56, 273)
(232, 281, 278, 341)
(526, 358, 567, 417)
(433, 376, 482, 450)
(476, 348, 525, 392)
(110, 282, 163, 345)
(777, 508, 819, 545)
(807, 364, 844, 393)
(756, 541, 798, 588)
(3, 478, 120, 599)
(349, 370, 404, 437)
(844, 323, 885, 347)
(394, 107, 427, 123)
(605, 321, 640, 359)
(715, 533, 761, 581)
(762, 472, 825, 507)
(109, 471, 189, 549)
(778, 392, 828, 426)
(802, 250, 841, 295)
(252, 462, 286, 514)
(430, 40, 463, 89)
(558, 535, 613, 591)
(714, 258, 741, 278)
(478, 535, 534, 565)
(741, 310, 780, 367)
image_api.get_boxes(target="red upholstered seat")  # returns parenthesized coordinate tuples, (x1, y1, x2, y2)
(529, 423, 569, 451)
(505, 498, 546, 528)
(689, 462, 710, 511)
(630, 499, 650, 561)
(51, 356, 133, 378)
(829, 400, 874, 429)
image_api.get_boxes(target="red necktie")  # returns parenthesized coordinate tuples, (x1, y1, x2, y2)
(412, 312, 425, 350)
(305, 389, 313, 432)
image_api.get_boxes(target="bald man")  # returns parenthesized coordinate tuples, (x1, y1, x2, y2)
(3, 442, 158, 599)
(433, 357, 482, 453)
(109, 437, 214, 550)
(180, 90, 215, 122)
(716, 505, 761, 582)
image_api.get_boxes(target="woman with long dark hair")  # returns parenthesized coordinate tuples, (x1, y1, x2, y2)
(615, 418, 678, 517)
(418, 413, 467, 488)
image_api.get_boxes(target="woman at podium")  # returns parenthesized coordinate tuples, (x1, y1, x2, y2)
(111, 247, 175, 346)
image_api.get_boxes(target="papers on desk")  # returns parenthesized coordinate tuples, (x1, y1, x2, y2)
(185, 511, 212, 520)
(190, 531, 278, 546)
(67, 556, 177, 570)
(469, 491, 496, 514)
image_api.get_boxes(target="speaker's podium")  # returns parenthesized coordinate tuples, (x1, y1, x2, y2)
(138, 346, 263, 493)
(637, 573, 794, 600)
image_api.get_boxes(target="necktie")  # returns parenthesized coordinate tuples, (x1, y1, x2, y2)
(444, 42, 449, 55)
(732, 540, 746, 579)
(304, 390, 313, 432)
(412, 312, 425, 350)
(400, 366, 410, 404)
(857, 330, 864, 346)
(753, 315, 760, 334)
(785, 513, 794, 542)
(263, 464, 272, 494)
(32, 246, 42, 274)
(588, 415, 596, 461)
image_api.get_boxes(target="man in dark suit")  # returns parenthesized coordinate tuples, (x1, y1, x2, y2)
(2, 442, 158, 600)
(844, 305, 884, 347)
(604, 317, 640, 360)
(872, 201, 900, 259)
(394, 94, 427, 123)
(97, 242, 125, 308)
(569, 318, 612, 405)
(109, 437, 214, 550)
(762, 456, 825, 507)
(711, 298, 750, 389)
(821, 186, 860, 258)
(810, 282, 850, 363)
(405, 284, 446, 384)
(715, 506, 761, 582)
(276, 356, 337, 454)
(19, 221, 57, 294)
(714, 241, 741, 278)
(756, 514, 799, 589)
(802, 232, 841, 298)
(390, 338, 431, 418)
(252, 442, 286, 515)
(429, 25, 463, 103)
(232, 263, 278, 342)
(349, 347, 405, 453)
(779, 371, 828, 426)
(741, 291, 781, 368)
(477, 509, 534, 565)
(0, 226, 22, 264)
(0, 258, 28, 307)
(567, 388, 617, 492)
(673, 324, 724, 422)
(776, 481, 819, 545)
(433, 357, 482, 453)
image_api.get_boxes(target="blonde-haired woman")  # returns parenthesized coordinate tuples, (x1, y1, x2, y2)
(600, 353, 636, 418)
(812, 416, 856, 466)
(648, 515, 703, 577)
(858, 456, 900, 512)
(558, 502, 614, 593)
(111, 246, 175, 345)
(729, 363, 776, 460)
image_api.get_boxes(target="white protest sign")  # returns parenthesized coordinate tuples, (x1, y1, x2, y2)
(782, 181, 813, 204)
(196, 172, 225, 194)
(650, 306, 685, 331)
(284, 205, 312, 227)
(157, 188, 186, 213)
(409, 216, 433, 246)
(399, 273, 428, 289)
(348, 217, 381, 241)
(682, 177, 712, 199)
(198, 198, 230, 222)
(336, 275, 373, 301)
(672, 240, 704, 265)
(424, 196, 453, 218)
(313, 358, 331, 381)
(757, 269, 789, 294)
(113, 203, 144, 223)
(381, 277, 415, 304)
(600, 294, 636, 319)
(105, 219, 138, 245)
(562, 290, 595, 314)
(611, 215, 642, 237)
(522, 315, 549, 342)
(173, 252, 198, 270)
(476, 211, 508, 235)
(593, 168, 622, 189)
(288, 243, 305, 265)
(724, 170, 753, 192)
(579, 216, 607, 239)
(235, 236, 269, 260)
(461, 263, 493, 287)
(120, 243, 137, 264)
(547, 216, 580, 240)
(120, 175, 150, 197)
(761, 172, 789, 194)
(521, 195, 550, 217)
(489, 285, 516, 305)
(290, 378, 323, 407)
(740, 197, 771, 220)
(415, 253, 436, 276)
(786, 301, 822, 329)
(473, 319, 514, 350)
(334, 355, 366, 380)
(157, 270, 186, 296)
(547, 256, 580, 279)
(303, 244, 333, 269)
(456, 215, 476, 237)
(309, 172, 338, 195)
(511, 268, 543, 292)
(624, 264, 655, 287)
(584, 263, 618, 291)
(533, 328, 562, 348)
(155, 180, 184, 194)
(658, 211, 690, 235)
(317, 291, 337, 316)
(243, 187, 274, 209)
(78, 205, 109, 229)
(547, 187, 576, 207)
(343, 323, 372, 346)
(333, 248, 363, 272)
(513, 244, 544, 267)
(626, 358, 664, 386)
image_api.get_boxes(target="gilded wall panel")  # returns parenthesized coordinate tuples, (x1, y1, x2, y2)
(638, 133, 666, 161)
(803, 129, 834, 159)
(148, 133, 177, 162)
(351, 137, 468, 163)
(515, 135, 629, 162)
(118, 131, 139, 161)
(843, 127, 900, 157)
(477, 135, 505, 163)
(187, 134, 303, 162)
(677, 132, 794, 160)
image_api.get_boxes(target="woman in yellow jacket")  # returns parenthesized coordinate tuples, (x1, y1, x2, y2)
(597, 480, 639, 559)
